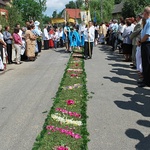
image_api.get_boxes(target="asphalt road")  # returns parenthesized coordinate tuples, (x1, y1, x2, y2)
(0, 49, 69, 150)
(86, 45, 150, 150)
(1, 45, 150, 150)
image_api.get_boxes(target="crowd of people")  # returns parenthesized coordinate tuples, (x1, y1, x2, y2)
(0, 18, 96, 75)
(0, 20, 43, 71)
(94, 6, 150, 88)
(43, 21, 95, 60)
(0, 6, 150, 88)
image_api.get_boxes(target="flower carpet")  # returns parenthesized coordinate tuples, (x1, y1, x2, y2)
(32, 49, 89, 150)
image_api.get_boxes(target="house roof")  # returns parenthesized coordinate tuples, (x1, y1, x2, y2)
(66, 8, 81, 19)
(0, 0, 6, 6)
(112, 2, 124, 14)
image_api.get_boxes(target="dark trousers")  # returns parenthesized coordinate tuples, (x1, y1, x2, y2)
(54, 41, 57, 49)
(44, 40, 49, 50)
(112, 32, 118, 51)
(0, 44, 3, 61)
(37, 40, 42, 53)
(7, 44, 12, 63)
(60, 37, 64, 47)
(84, 41, 93, 58)
(141, 42, 150, 86)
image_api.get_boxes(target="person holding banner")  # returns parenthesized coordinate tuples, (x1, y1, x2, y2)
(84, 21, 95, 60)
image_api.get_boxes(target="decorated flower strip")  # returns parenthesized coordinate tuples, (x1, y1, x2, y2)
(53, 146, 70, 150)
(46, 125, 82, 139)
(63, 83, 82, 90)
(70, 74, 80, 78)
(70, 60, 82, 63)
(72, 54, 83, 57)
(67, 68, 83, 72)
(32, 49, 89, 150)
(56, 108, 81, 118)
(66, 99, 75, 105)
(51, 114, 82, 126)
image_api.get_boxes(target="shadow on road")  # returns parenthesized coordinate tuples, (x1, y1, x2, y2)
(54, 49, 66, 53)
(99, 45, 150, 150)
(125, 129, 150, 150)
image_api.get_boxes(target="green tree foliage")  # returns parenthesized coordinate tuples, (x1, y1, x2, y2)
(114, 0, 122, 4)
(51, 9, 63, 19)
(5, 6, 24, 31)
(122, 0, 150, 18)
(42, 15, 51, 24)
(52, 10, 58, 18)
(0, 16, 8, 30)
(65, 0, 114, 23)
(13, 0, 47, 21)
(76, 0, 83, 8)
(65, 1, 76, 9)
(65, 0, 83, 9)
(89, 0, 114, 23)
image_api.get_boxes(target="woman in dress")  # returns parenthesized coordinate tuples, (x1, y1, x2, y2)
(122, 19, 133, 61)
(94, 23, 99, 46)
(25, 25, 36, 61)
(136, 18, 146, 82)
(49, 27, 54, 48)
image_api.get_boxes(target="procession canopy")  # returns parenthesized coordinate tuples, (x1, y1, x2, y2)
(51, 18, 65, 24)
(68, 18, 75, 23)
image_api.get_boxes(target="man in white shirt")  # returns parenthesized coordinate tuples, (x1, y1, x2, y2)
(43, 25, 49, 50)
(84, 21, 95, 59)
(111, 19, 119, 51)
(59, 28, 64, 47)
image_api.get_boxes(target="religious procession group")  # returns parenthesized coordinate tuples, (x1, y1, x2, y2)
(1, 6, 150, 88)
(96, 6, 150, 88)
(44, 5, 150, 88)
(0, 20, 43, 71)
(0, 19, 95, 73)
(43, 21, 95, 60)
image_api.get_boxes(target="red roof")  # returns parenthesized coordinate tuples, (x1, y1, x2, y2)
(66, 9, 81, 19)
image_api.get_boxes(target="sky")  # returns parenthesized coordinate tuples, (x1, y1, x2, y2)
(44, 0, 70, 17)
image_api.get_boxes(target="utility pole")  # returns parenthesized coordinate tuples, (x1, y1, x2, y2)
(100, 0, 103, 21)
(85, 0, 89, 23)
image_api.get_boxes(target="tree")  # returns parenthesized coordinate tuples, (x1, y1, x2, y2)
(89, 0, 114, 23)
(52, 10, 58, 18)
(122, 0, 150, 18)
(12, 0, 47, 21)
(76, 0, 83, 8)
(37, 0, 47, 12)
(65, 0, 83, 9)
(122, 1, 135, 18)
(57, 10, 64, 18)
(65, 1, 76, 9)
(5, 5, 24, 31)
(42, 15, 51, 24)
